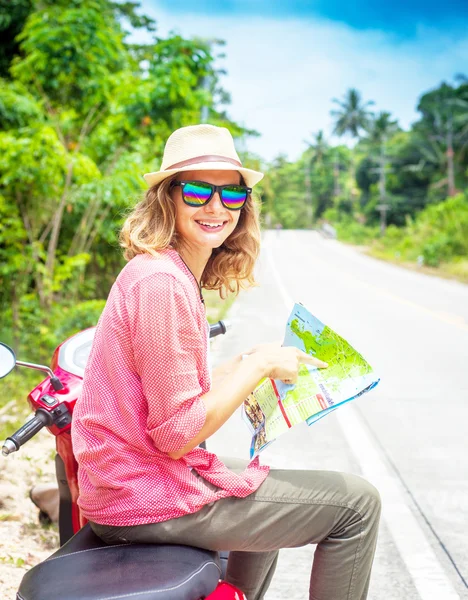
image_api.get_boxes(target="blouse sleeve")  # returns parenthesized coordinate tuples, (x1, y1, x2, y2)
(126, 273, 207, 454)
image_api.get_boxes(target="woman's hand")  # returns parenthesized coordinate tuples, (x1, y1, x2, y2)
(255, 345, 328, 384)
(169, 345, 328, 459)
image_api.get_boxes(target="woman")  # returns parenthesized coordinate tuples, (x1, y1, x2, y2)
(71, 124, 381, 600)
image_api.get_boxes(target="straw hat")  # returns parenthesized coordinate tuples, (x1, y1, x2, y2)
(143, 124, 264, 188)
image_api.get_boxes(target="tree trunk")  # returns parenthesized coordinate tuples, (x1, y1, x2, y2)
(45, 162, 74, 307)
(349, 154, 357, 201)
(69, 146, 127, 256)
(379, 206, 388, 236)
(83, 204, 112, 254)
(11, 282, 20, 355)
(446, 128, 456, 197)
(304, 160, 313, 225)
(17, 191, 46, 307)
(68, 194, 102, 256)
(379, 142, 386, 203)
(377, 141, 388, 235)
(333, 156, 341, 198)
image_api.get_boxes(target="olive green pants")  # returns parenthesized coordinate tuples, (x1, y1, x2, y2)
(91, 458, 381, 600)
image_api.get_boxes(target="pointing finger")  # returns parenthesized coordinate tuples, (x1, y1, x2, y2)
(299, 352, 328, 368)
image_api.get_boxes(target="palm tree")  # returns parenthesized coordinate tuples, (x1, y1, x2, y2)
(415, 82, 468, 197)
(303, 130, 331, 221)
(362, 112, 399, 233)
(305, 130, 328, 164)
(305, 130, 344, 199)
(364, 112, 399, 202)
(331, 88, 374, 139)
(330, 89, 374, 197)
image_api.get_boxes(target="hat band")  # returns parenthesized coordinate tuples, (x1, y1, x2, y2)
(165, 154, 242, 171)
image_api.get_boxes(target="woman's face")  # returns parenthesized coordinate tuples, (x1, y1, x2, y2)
(172, 169, 243, 253)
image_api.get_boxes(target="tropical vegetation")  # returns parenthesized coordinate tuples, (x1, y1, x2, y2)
(0, 0, 251, 364)
(262, 83, 468, 281)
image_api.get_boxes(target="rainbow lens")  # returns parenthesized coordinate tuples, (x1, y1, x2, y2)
(181, 182, 213, 206)
(221, 185, 248, 210)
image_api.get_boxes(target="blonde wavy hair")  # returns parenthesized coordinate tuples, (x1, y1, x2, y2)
(120, 174, 261, 297)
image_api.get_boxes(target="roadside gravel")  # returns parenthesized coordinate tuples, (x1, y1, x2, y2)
(0, 429, 59, 598)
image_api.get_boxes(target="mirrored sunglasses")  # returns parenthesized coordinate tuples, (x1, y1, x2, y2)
(172, 180, 251, 211)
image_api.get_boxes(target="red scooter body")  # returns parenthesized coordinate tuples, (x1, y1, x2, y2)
(1, 325, 245, 600)
(26, 364, 84, 530)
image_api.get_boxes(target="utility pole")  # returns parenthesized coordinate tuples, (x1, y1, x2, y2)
(304, 159, 313, 227)
(375, 140, 390, 234)
(446, 126, 456, 197)
(332, 154, 341, 199)
(376, 203, 390, 235)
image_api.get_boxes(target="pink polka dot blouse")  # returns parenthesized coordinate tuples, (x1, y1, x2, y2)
(71, 249, 269, 526)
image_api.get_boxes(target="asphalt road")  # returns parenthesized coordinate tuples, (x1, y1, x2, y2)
(208, 229, 468, 600)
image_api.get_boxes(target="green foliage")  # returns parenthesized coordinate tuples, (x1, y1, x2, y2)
(323, 209, 379, 244)
(0, 0, 256, 433)
(0, 79, 43, 129)
(0, 369, 39, 441)
(261, 156, 312, 228)
(12, 1, 127, 114)
(0, 0, 32, 78)
(412, 194, 468, 264)
(373, 193, 468, 268)
(262, 138, 353, 228)
(147, 36, 214, 122)
(363, 111, 400, 146)
(52, 299, 106, 341)
(412, 81, 468, 200)
(0, 125, 66, 195)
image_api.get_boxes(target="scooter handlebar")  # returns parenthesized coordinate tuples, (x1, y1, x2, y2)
(209, 320, 231, 338)
(2, 409, 53, 456)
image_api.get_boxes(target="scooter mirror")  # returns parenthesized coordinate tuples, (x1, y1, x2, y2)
(0, 343, 16, 379)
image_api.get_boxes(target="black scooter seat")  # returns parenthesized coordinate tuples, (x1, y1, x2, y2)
(17, 523, 222, 600)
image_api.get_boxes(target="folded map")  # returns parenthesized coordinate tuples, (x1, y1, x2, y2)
(242, 303, 380, 457)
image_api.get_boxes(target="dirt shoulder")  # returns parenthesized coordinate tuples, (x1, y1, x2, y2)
(0, 430, 59, 598)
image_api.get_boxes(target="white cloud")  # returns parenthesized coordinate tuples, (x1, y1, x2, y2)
(138, 3, 468, 162)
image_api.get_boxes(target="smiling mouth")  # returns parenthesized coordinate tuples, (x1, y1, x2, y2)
(195, 220, 228, 231)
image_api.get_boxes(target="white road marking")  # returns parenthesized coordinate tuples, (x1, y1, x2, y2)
(264, 238, 461, 600)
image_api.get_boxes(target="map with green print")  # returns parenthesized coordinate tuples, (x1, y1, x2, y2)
(243, 303, 380, 458)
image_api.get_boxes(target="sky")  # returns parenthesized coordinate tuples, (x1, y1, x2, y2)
(139, 0, 468, 162)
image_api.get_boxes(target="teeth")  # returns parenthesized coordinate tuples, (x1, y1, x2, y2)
(198, 221, 223, 228)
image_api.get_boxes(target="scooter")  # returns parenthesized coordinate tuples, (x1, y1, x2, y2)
(0, 321, 245, 600)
